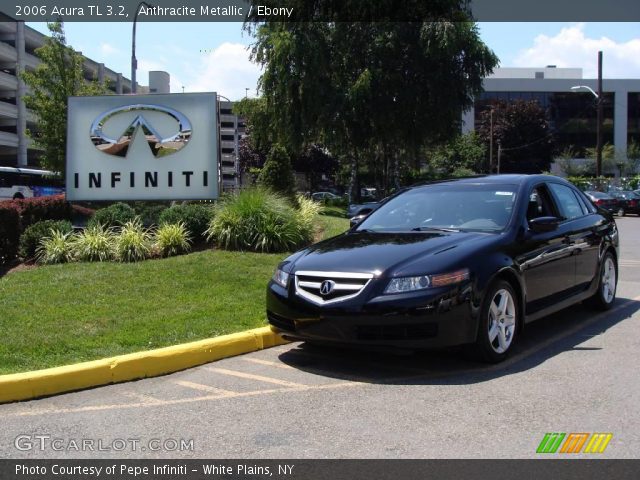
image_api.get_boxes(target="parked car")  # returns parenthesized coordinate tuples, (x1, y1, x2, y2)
(267, 175, 618, 363)
(346, 200, 381, 219)
(311, 191, 343, 202)
(608, 190, 640, 215)
(584, 191, 621, 215)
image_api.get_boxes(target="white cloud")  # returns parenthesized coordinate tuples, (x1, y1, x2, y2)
(100, 42, 119, 56)
(185, 42, 261, 99)
(514, 24, 640, 78)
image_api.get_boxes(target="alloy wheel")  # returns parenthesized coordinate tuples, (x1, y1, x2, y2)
(488, 289, 516, 354)
(601, 256, 616, 304)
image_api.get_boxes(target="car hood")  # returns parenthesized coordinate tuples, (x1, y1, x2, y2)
(291, 231, 492, 277)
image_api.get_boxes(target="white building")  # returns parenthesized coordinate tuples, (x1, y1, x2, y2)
(462, 67, 640, 165)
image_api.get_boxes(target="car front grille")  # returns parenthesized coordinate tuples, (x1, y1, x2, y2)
(294, 270, 373, 305)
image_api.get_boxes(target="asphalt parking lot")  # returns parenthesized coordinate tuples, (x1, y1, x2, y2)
(1, 217, 639, 459)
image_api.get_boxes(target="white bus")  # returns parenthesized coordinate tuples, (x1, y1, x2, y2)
(0, 166, 65, 200)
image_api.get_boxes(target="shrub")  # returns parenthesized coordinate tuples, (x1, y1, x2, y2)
(257, 144, 296, 197)
(155, 222, 192, 257)
(36, 230, 75, 265)
(114, 219, 151, 262)
(19, 220, 73, 260)
(296, 195, 323, 231)
(0, 204, 20, 264)
(12, 194, 72, 229)
(88, 203, 136, 229)
(137, 204, 167, 227)
(158, 203, 213, 242)
(74, 225, 115, 262)
(206, 188, 311, 253)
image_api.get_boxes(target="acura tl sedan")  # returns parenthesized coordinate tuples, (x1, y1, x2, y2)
(267, 175, 619, 362)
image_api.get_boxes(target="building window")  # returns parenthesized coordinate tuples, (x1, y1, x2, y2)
(628, 92, 640, 146)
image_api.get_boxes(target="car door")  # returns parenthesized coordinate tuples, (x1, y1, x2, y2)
(547, 182, 601, 292)
(516, 184, 577, 315)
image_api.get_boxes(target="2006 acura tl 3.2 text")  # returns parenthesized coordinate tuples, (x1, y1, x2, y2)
(267, 175, 618, 362)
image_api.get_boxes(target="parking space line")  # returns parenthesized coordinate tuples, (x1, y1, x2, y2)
(205, 367, 308, 388)
(2, 382, 359, 418)
(171, 380, 237, 396)
(242, 357, 295, 370)
(121, 392, 163, 404)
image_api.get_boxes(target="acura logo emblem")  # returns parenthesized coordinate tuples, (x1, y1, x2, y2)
(90, 104, 192, 157)
(319, 280, 335, 296)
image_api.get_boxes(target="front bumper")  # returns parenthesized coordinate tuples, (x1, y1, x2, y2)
(266, 279, 479, 350)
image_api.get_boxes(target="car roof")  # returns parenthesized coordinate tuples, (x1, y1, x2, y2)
(411, 174, 571, 188)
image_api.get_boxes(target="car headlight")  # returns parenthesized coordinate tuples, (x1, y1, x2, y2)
(384, 269, 469, 294)
(272, 268, 290, 288)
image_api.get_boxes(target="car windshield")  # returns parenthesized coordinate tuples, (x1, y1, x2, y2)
(356, 183, 518, 233)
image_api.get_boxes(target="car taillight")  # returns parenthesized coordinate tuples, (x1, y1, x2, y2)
(595, 199, 603, 205)
(630, 200, 637, 207)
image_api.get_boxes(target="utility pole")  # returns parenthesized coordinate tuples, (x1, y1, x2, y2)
(596, 50, 603, 177)
(497, 141, 502, 174)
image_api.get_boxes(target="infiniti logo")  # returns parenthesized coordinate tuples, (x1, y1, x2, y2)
(319, 280, 335, 296)
(90, 104, 192, 157)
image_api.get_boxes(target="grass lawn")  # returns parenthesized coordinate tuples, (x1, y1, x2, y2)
(0, 212, 349, 374)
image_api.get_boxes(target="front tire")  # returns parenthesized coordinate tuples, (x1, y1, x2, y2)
(617, 207, 625, 217)
(586, 251, 617, 311)
(474, 280, 519, 363)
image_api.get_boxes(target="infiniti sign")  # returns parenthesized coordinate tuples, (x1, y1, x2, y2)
(90, 104, 192, 157)
(67, 93, 218, 201)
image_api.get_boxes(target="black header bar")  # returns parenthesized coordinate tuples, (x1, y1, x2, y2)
(2, 0, 640, 22)
(1, 459, 640, 480)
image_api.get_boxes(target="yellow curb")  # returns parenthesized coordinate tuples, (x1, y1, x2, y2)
(0, 326, 288, 404)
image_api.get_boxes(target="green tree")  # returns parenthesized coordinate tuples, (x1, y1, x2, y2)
(245, 4, 498, 199)
(477, 100, 554, 174)
(21, 21, 108, 175)
(430, 132, 486, 176)
(554, 146, 588, 177)
(584, 143, 617, 175)
(258, 144, 296, 197)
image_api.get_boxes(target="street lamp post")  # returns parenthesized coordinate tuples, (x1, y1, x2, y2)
(131, 1, 153, 94)
(570, 51, 604, 177)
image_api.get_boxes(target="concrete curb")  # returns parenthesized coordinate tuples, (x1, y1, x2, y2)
(0, 326, 288, 404)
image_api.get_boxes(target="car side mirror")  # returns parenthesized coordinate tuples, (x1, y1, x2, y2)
(349, 214, 368, 228)
(528, 216, 561, 233)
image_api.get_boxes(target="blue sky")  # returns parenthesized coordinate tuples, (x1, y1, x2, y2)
(28, 22, 640, 99)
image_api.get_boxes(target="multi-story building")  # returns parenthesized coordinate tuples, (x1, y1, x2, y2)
(218, 99, 245, 191)
(462, 67, 640, 170)
(0, 21, 134, 167)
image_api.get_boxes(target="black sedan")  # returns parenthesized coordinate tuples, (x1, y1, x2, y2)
(608, 190, 640, 215)
(584, 191, 621, 216)
(267, 175, 619, 362)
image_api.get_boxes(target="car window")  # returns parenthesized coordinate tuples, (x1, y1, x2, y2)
(526, 186, 555, 221)
(548, 183, 586, 220)
(356, 183, 517, 232)
(575, 190, 597, 213)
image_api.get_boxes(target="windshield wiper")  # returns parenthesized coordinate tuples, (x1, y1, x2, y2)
(411, 226, 460, 233)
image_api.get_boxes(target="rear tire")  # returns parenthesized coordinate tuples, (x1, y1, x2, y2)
(585, 251, 617, 311)
(617, 207, 625, 216)
(473, 280, 519, 363)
